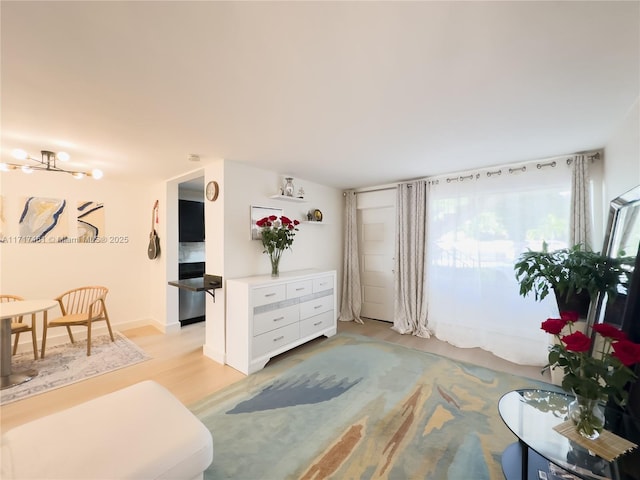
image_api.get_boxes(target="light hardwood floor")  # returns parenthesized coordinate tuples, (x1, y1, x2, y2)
(1, 318, 550, 432)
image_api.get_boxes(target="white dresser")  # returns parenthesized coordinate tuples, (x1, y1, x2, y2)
(225, 269, 337, 374)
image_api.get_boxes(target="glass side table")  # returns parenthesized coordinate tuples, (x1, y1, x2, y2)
(498, 389, 639, 480)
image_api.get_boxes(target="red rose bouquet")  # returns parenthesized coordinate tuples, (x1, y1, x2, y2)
(256, 215, 300, 276)
(542, 312, 640, 404)
(541, 312, 640, 438)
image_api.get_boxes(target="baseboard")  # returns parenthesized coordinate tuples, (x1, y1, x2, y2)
(12, 317, 157, 354)
(203, 344, 225, 365)
(150, 318, 181, 334)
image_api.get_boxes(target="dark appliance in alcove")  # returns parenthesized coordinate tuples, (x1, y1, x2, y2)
(178, 262, 205, 326)
(178, 198, 205, 326)
(179, 200, 205, 242)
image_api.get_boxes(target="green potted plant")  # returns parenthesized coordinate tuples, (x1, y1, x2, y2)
(514, 242, 633, 317)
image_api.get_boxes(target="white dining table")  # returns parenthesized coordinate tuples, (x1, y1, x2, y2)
(0, 299, 58, 389)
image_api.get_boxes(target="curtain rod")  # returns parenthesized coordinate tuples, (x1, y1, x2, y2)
(439, 150, 602, 183)
(344, 186, 397, 196)
(344, 151, 601, 195)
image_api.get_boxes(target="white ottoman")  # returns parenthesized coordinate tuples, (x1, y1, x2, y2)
(1, 380, 213, 480)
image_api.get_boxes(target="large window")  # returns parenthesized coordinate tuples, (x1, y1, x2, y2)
(427, 162, 573, 365)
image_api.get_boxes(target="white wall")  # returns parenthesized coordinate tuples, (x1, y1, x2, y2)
(202, 160, 344, 363)
(223, 161, 343, 279)
(149, 179, 177, 334)
(0, 171, 154, 346)
(604, 98, 640, 207)
(202, 160, 226, 363)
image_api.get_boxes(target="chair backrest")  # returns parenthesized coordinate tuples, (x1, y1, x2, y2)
(0, 294, 24, 304)
(57, 286, 109, 317)
(0, 294, 25, 322)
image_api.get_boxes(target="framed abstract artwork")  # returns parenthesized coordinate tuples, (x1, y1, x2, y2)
(250, 205, 282, 240)
(77, 201, 105, 243)
(19, 197, 68, 242)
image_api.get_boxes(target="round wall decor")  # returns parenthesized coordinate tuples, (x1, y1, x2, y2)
(206, 181, 219, 202)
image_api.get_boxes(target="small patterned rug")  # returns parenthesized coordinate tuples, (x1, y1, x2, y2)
(191, 332, 553, 480)
(1, 332, 149, 405)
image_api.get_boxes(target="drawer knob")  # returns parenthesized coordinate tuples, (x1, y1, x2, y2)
(265, 293, 276, 297)
(314, 305, 322, 309)
(313, 321, 322, 326)
(295, 287, 305, 291)
(273, 336, 285, 342)
(273, 316, 285, 322)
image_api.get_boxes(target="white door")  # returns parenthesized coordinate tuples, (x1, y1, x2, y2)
(358, 206, 395, 322)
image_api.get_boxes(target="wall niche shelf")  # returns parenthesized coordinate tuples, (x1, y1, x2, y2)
(269, 194, 307, 203)
(302, 221, 327, 225)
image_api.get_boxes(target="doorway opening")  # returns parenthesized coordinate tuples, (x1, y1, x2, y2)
(356, 190, 396, 322)
(178, 176, 205, 326)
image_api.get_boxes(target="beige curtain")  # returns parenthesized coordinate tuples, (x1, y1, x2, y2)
(338, 191, 363, 323)
(570, 154, 592, 250)
(392, 181, 431, 337)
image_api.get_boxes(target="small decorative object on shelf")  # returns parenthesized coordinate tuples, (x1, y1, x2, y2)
(313, 209, 323, 222)
(306, 211, 313, 221)
(255, 215, 300, 277)
(283, 177, 295, 197)
(297, 187, 305, 198)
(541, 312, 640, 439)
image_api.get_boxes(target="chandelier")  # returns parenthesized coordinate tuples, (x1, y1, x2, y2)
(1, 149, 103, 179)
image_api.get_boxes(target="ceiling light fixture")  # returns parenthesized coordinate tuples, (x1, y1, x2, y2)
(2, 149, 103, 179)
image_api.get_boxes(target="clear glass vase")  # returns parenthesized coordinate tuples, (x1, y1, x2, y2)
(270, 255, 280, 277)
(568, 392, 605, 440)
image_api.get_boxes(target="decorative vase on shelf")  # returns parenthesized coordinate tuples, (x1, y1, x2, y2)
(568, 392, 605, 440)
(283, 177, 295, 197)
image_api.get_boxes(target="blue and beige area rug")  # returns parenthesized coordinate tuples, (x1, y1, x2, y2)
(191, 333, 552, 480)
(1, 332, 149, 405)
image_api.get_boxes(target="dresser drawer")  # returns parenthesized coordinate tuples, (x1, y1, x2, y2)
(253, 304, 299, 336)
(300, 295, 334, 320)
(300, 310, 334, 338)
(286, 280, 313, 299)
(252, 284, 286, 307)
(313, 275, 333, 293)
(252, 323, 299, 358)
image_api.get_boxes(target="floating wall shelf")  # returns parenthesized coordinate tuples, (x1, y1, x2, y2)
(269, 195, 307, 203)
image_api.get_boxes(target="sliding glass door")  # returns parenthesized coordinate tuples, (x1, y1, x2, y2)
(426, 163, 572, 365)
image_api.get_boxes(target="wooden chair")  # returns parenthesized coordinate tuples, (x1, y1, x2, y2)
(0, 294, 38, 359)
(41, 286, 114, 357)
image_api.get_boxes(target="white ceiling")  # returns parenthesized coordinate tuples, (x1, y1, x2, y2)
(2, 1, 638, 190)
